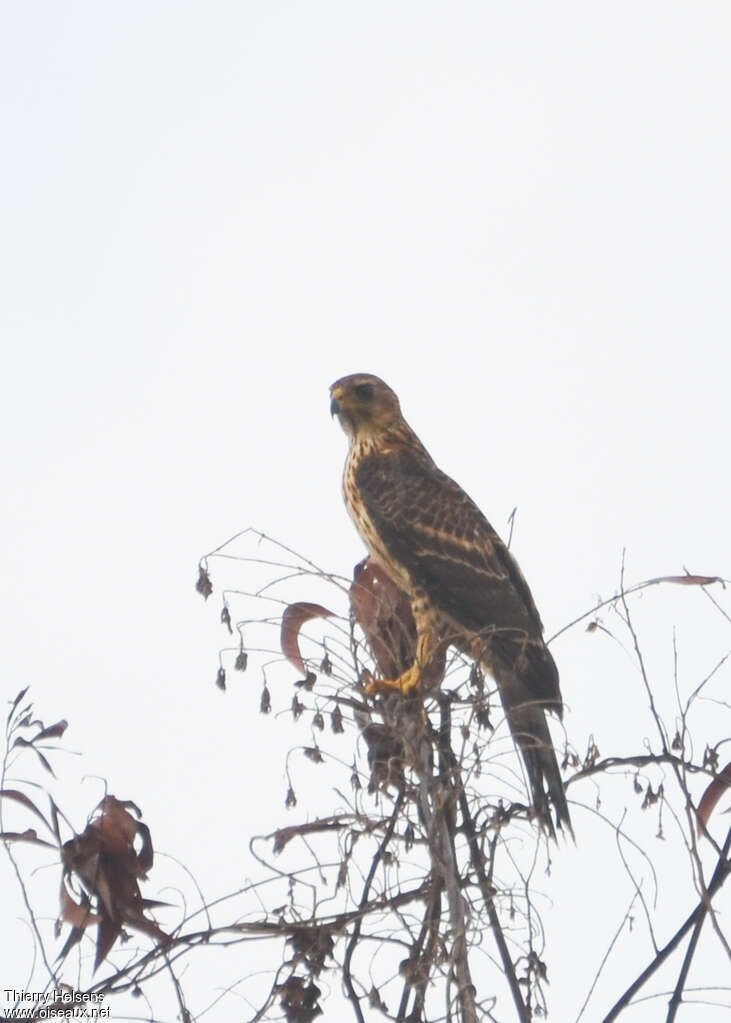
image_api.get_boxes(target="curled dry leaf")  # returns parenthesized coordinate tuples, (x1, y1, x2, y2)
(34, 719, 69, 742)
(404, 823, 415, 852)
(288, 927, 335, 976)
(641, 782, 663, 810)
(655, 573, 724, 587)
(60, 883, 101, 928)
(360, 721, 405, 794)
(195, 563, 213, 600)
(469, 663, 484, 691)
(336, 860, 348, 889)
(0, 788, 52, 833)
(369, 986, 387, 1012)
(277, 975, 322, 1023)
(280, 602, 335, 676)
(0, 827, 56, 848)
(704, 744, 720, 772)
(11, 736, 56, 777)
(7, 686, 30, 722)
(350, 558, 416, 680)
(476, 706, 492, 731)
(273, 825, 298, 853)
(697, 761, 731, 837)
(61, 794, 169, 971)
(349, 557, 447, 687)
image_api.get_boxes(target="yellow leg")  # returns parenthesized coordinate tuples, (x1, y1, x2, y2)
(363, 592, 439, 697)
(363, 662, 422, 697)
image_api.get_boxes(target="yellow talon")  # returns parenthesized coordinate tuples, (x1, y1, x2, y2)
(363, 663, 423, 697)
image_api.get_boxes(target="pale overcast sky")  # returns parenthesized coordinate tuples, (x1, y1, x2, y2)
(2, 3, 730, 1021)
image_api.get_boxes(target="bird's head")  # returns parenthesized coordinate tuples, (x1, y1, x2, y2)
(330, 373, 402, 439)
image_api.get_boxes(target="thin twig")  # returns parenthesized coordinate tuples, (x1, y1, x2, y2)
(342, 790, 405, 1023)
(435, 697, 531, 1023)
(602, 827, 731, 1022)
(666, 899, 708, 1023)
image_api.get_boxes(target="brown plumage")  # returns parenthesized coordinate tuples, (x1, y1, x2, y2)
(330, 372, 571, 837)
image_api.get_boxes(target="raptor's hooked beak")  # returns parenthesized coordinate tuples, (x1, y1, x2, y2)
(330, 390, 343, 417)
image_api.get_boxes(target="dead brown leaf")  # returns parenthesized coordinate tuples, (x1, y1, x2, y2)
(280, 602, 335, 676)
(0, 788, 52, 833)
(697, 761, 731, 837)
(12, 736, 57, 776)
(61, 794, 169, 971)
(0, 827, 56, 848)
(7, 686, 30, 723)
(654, 574, 724, 587)
(195, 563, 213, 600)
(349, 558, 446, 686)
(35, 719, 69, 742)
(60, 882, 101, 928)
(349, 558, 416, 679)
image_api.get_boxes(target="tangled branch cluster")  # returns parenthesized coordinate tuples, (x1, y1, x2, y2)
(1, 530, 729, 1023)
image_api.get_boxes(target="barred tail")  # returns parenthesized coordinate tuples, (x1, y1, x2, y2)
(494, 669, 573, 840)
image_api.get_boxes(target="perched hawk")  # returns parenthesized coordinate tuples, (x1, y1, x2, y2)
(330, 372, 571, 836)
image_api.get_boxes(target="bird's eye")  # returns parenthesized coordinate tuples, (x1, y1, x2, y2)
(354, 383, 374, 401)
